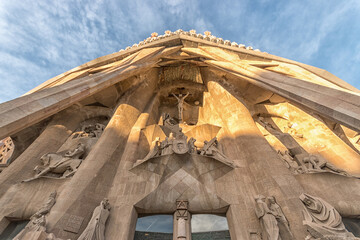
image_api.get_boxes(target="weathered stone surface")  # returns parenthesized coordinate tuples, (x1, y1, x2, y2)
(0, 30, 359, 240)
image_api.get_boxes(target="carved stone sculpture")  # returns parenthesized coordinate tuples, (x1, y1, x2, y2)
(297, 155, 349, 177)
(13, 191, 57, 240)
(299, 193, 358, 239)
(175, 200, 189, 240)
(200, 137, 230, 163)
(81, 123, 105, 138)
(267, 196, 293, 240)
(254, 195, 281, 240)
(77, 199, 111, 240)
(23, 143, 85, 182)
(172, 92, 189, 122)
(277, 150, 299, 170)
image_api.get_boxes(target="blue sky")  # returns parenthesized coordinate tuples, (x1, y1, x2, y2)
(0, 0, 360, 103)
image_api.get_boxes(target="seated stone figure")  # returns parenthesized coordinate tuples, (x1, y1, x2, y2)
(23, 143, 85, 182)
(200, 137, 232, 164)
(299, 193, 359, 240)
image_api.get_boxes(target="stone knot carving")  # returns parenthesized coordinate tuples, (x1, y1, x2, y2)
(23, 143, 86, 182)
(300, 193, 359, 240)
(77, 199, 111, 240)
(254, 195, 293, 240)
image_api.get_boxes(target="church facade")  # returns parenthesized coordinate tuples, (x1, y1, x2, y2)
(0, 29, 359, 240)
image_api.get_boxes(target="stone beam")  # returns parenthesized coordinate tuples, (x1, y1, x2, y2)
(0, 46, 181, 139)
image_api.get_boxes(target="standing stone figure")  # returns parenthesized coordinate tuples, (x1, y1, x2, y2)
(172, 92, 189, 122)
(78, 199, 111, 240)
(255, 195, 281, 240)
(267, 196, 293, 240)
(13, 191, 57, 240)
(299, 193, 357, 239)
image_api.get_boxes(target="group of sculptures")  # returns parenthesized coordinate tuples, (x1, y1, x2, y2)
(13, 190, 111, 240)
(255, 193, 359, 240)
(277, 150, 350, 177)
(255, 195, 293, 240)
(14, 191, 58, 240)
(21, 122, 107, 183)
(23, 143, 86, 182)
(74, 123, 105, 139)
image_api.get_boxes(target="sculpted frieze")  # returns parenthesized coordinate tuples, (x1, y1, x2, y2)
(13, 191, 57, 240)
(22, 143, 85, 182)
(255, 195, 293, 240)
(300, 193, 359, 240)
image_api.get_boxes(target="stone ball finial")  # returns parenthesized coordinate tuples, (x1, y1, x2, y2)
(151, 32, 158, 38)
(165, 30, 171, 35)
(189, 29, 196, 35)
(204, 31, 212, 36)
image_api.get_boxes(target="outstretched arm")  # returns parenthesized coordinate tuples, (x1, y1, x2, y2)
(172, 93, 180, 101)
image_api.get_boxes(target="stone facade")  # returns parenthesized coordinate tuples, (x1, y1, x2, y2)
(0, 30, 359, 240)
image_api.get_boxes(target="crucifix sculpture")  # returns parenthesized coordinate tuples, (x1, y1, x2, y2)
(172, 92, 189, 122)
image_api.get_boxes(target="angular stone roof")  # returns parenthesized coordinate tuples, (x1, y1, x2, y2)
(0, 29, 359, 139)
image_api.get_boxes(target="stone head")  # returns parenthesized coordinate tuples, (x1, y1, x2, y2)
(267, 196, 276, 204)
(255, 195, 266, 202)
(40, 154, 51, 165)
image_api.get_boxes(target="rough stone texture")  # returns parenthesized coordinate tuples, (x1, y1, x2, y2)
(0, 30, 359, 240)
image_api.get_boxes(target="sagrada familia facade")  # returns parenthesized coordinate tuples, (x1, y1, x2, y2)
(0, 29, 359, 240)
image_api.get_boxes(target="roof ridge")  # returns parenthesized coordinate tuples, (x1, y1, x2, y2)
(119, 29, 262, 53)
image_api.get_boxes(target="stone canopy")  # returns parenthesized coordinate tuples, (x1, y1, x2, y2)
(0, 29, 359, 240)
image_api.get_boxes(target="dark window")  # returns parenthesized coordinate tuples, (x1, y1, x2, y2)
(343, 217, 360, 237)
(0, 220, 29, 240)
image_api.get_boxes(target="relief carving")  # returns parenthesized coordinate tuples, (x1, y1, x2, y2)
(22, 143, 85, 182)
(77, 199, 111, 240)
(136, 119, 234, 167)
(13, 191, 57, 240)
(255, 195, 281, 240)
(255, 195, 294, 240)
(296, 155, 350, 177)
(299, 193, 359, 240)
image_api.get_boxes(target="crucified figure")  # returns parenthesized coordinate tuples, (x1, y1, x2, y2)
(172, 92, 189, 122)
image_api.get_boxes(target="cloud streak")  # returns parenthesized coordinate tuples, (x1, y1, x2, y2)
(0, 0, 359, 103)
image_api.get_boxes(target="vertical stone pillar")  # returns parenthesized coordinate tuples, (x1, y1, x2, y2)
(206, 80, 307, 239)
(0, 105, 94, 198)
(47, 69, 159, 239)
(173, 200, 191, 240)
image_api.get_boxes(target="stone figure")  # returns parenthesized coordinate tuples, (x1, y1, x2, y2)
(33, 191, 57, 217)
(23, 143, 85, 182)
(200, 137, 230, 163)
(141, 137, 161, 162)
(299, 193, 357, 239)
(267, 196, 293, 240)
(78, 199, 111, 240)
(254, 195, 281, 240)
(13, 191, 57, 240)
(299, 155, 348, 176)
(172, 92, 189, 122)
(81, 123, 105, 138)
(277, 150, 298, 170)
(188, 137, 197, 154)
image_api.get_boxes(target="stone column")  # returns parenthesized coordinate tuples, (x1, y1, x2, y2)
(46, 69, 159, 239)
(173, 200, 191, 240)
(206, 80, 307, 239)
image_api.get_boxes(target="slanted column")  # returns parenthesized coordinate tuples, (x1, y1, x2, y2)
(47, 69, 159, 239)
(173, 200, 191, 240)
